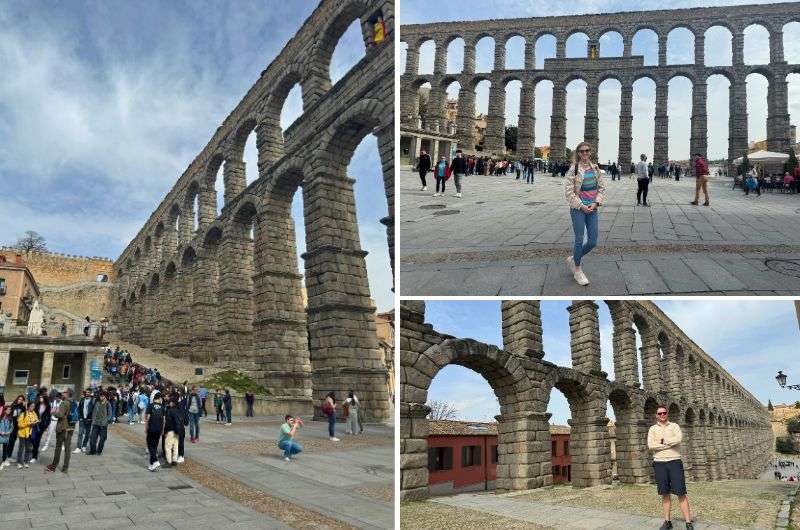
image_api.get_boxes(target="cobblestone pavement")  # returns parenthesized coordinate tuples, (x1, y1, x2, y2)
(0, 416, 392, 529)
(399, 168, 800, 295)
(431, 491, 766, 530)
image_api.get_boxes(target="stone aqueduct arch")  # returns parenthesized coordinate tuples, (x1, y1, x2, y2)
(400, 2, 800, 171)
(111, 0, 395, 422)
(400, 300, 773, 500)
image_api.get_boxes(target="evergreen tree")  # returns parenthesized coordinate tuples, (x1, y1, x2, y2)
(768, 400, 774, 411)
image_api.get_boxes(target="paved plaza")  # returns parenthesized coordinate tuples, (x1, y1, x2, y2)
(399, 168, 800, 295)
(0, 416, 393, 529)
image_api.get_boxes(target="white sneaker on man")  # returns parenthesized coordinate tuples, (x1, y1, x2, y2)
(284, 457, 291, 462)
(433, 192, 439, 197)
(148, 463, 157, 472)
(29, 458, 35, 464)
(72, 448, 82, 454)
(573, 268, 590, 286)
(566, 255, 577, 274)
(330, 437, 340, 442)
(455, 193, 462, 198)
(421, 186, 427, 191)
(176, 456, 184, 463)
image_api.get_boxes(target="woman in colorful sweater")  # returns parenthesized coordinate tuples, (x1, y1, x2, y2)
(0, 407, 13, 469)
(565, 141, 606, 286)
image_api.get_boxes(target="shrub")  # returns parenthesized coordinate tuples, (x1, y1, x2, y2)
(787, 416, 800, 434)
(776, 436, 797, 454)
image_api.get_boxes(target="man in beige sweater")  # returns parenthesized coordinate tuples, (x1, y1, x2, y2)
(647, 405, 693, 530)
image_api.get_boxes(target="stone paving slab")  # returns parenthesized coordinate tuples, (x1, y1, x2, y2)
(400, 168, 800, 295)
(432, 492, 757, 530)
(0, 422, 297, 529)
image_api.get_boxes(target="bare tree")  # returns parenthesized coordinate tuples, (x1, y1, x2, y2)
(11, 231, 47, 254)
(427, 400, 459, 421)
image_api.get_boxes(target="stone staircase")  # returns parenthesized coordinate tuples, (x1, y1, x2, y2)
(103, 333, 221, 385)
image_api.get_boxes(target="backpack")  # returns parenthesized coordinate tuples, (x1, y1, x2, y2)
(67, 400, 79, 426)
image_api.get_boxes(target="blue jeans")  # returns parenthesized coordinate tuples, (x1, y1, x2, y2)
(188, 412, 200, 439)
(570, 208, 599, 266)
(327, 413, 336, 437)
(278, 440, 303, 459)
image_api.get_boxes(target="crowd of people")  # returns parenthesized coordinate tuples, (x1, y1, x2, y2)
(0, 346, 369, 473)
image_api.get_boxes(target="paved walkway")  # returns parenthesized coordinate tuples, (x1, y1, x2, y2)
(400, 168, 800, 295)
(432, 491, 761, 530)
(0, 415, 392, 529)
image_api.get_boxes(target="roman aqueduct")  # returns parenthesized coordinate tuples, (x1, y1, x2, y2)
(400, 300, 773, 500)
(400, 2, 800, 169)
(111, 0, 394, 422)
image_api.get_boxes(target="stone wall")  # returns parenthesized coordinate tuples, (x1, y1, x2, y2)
(400, 2, 800, 168)
(400, 300, 774, 501)
(112, 0, 394, 423)
(2, 249, 115, 287)
(39, 283, 113, 321)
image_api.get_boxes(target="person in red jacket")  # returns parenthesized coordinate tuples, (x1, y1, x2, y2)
(690, 153, 710, 206)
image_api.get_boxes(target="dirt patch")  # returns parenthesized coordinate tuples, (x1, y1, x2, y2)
(112, 425, 358, 530)
(511, 480, 795, 528)
(222, 434, 392, 455)
(353, 482, 394, 503)
(401, 501, 552, 529)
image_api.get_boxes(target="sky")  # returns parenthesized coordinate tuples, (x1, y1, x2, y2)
(424, 299, 800, 425)
(400, 0, 800, 162)
(0, 0, 393, 311)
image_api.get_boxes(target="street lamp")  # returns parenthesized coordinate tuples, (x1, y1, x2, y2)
(776, 371, 800, 391)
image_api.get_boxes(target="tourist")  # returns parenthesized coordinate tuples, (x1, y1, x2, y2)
(30, 393, 51, 462)
(214, 389, 224, 423)
(433, 155, 448, 197)
(245, 391, 255, 417)
(16, 401, 39, 468)
(46, 389, 76, 473)
(635, 154, 650, 207)
(745, 166, 761, 196)
(278, 415, 303, 462)
(783, 171, 794, 193)
(6, 395, 25, 461)
(26, 383, 38, 404)
(137, 388, 149, 424)
(565, 141, 605, 286)
(83, 316, 91, 336)
(198, 385, 208, 417)
(690, 153, 710, 206)
(145, 392, 165, 471)
(187, 386, 202, 442)
(40, 391, 60, 452)
(794, 163, 800, 193)
(647, 405, 694, 530)
(526, 159, 536, 184)
(0, 406, 12, 469)
(344, 391, 360, 435)
(74, 390, 93, 453)
(88, 391, 111, 455)
(223, 388, 233, 425)
(514, 160, 522, 179)
(163, 399, 181, 466)
(322, 391, 339, 442)
(417, 149, 431, 191)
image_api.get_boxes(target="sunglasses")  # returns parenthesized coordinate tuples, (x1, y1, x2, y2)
(578, 149, 591, 153)
(657, 412, 668, 416)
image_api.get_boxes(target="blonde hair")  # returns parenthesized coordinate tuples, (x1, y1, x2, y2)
(572, 141, 596, 175)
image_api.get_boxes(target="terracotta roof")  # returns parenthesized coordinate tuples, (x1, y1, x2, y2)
(428, 420, 573, 436)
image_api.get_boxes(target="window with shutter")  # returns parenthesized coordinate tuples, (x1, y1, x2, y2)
(443, 447, 453, 470)
(474, 445, 481, 466)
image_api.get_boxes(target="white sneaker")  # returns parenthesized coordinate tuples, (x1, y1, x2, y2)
(455, 193, 462, 198)
(148, 463, 157, 472)
(176, 456, 184, 463)
(72, 448, 81, 454)
(432, 192, 439, 197)
(17, 464, 22, 469)
(41, 446, 48, 452)
(574, 268, 590, 286)
(23, 463, 28, 468)
(330, 437, 340, 442)
(284, 457, 291, 462)
(420, 186, 427, 191)
(29, 458, 35, 464)
(565, 255, 576, 274)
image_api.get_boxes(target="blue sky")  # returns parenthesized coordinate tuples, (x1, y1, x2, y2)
(0, 0, 393, 311)
(400, 0, 800, 162)
(424, 299, 800, 425)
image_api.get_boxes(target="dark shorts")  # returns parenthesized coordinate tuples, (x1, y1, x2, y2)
(654, 459, 687, 496)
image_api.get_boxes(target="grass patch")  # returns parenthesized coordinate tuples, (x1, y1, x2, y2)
(400, 500, 552, 529)
(197, 370, 269, 395)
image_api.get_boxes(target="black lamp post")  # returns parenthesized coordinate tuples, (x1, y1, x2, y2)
(776, 370, 800, 391)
